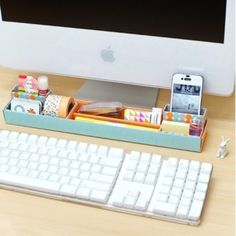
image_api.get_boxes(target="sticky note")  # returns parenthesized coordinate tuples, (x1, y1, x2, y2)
(161, 120, 190, 136)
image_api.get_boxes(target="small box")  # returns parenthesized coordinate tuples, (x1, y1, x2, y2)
(10, 97, 42, 115)
(11, 85, 51, 104)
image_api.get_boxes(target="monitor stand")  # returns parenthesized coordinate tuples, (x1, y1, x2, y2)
(75, 80, 159, 108)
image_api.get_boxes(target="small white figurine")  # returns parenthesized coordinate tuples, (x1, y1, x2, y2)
(216, 136, 230, 158)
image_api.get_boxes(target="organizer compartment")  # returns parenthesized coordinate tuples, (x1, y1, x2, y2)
(3, 101, 207, 152)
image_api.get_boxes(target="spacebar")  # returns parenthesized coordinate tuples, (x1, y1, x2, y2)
(0, 173, 61, 194)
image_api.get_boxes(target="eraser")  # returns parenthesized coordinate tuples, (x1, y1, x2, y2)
(124, 109, 152, 123)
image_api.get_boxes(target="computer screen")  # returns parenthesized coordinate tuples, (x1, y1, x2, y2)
(0, 0, 227, 43)
(0, 0, 234, 96)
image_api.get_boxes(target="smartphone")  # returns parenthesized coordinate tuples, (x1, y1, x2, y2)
(170, 74, 203, 115)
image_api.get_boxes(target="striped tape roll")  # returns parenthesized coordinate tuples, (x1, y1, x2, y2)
(43, 95, 74, 118)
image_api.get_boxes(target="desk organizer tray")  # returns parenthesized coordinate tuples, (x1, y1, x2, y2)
(3, 101, 207, 152)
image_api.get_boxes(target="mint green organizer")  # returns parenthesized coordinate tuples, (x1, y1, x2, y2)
(3, 102, 206, 152)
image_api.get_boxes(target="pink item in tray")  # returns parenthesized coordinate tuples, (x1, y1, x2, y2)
(18, 74, 39, 90)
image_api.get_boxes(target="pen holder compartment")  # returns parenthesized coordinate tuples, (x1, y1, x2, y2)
(163, 104, 207, 124)
(68, 100, 161, 131)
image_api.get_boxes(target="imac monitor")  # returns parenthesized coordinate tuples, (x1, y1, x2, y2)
(0, 0, 234, 98)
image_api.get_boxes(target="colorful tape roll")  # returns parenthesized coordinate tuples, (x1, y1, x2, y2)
(43, 95, 74, 118)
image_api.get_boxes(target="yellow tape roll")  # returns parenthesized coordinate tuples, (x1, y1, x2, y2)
(43, 95, 74, 118)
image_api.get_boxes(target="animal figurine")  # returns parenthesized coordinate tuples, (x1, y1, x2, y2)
(216, 136, 230, 158)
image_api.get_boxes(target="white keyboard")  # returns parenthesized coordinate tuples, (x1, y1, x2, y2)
(0, 130, 213, 225)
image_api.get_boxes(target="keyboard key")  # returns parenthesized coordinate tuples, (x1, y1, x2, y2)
(60, 176, 70, 184)
(0, 172, 61, 194)
(60, 185, 77, 197)
(18, 133, 29, 142)
(175, 168, 187, 179)
(102, 167, 117, 176)
(58, 150, 69, 158)
(178, 159, 189, 169)
(9, 150, 20, 159)
(70, 178, 81, 186)
(198, 173, 211, 183)
(47, 138, 58, 147)
(145, 174, 156, 185)
(90, 173, 114, 184)
(80, 171, 90, 179)
(188, 200, 204, 221)
(134, 172, 145, 183)
(140, 152, 151, 162)
(91, 164, 102, 173)
(123, 171, 134, 181)
(168, 157, 179, 167)
(108, 148, 124, 159)
(37, 136, 48, 146)
(182, 189, 194, 199)
(179, 197, 192, 207)
(194, 191, 206, 201)
(189, 161, 201, 171)
(151, 154, 161, 164)
(87, 144, 98, 154)
(170, 187, 182, 197)
(77, 142, 88, 154)
(0, 130, 10, 141)
(173, 179, 185, 188)
(196, 183, 208, 192)
(113, 193, 125, 207)
(185, 180, 196, 190)
(137, 162, 148, 173)
(127, 161, 138, 171)
(48, 148, 59, 156)
(57, 139, 68, 149)
(67, 141, 78, 150)
(148, 164, 160, 174)
(200, 163, 213, 174)
(187, 170, 199, 182)
(76, 187, 90, 199)
(49, 174, 60, 182)
(163, 177, 173, 186)
(28, 135, 38, 144)
(46, 164, 56, 172)
(97, 146, 108, 157)
(90, 190, 109, 203)
(9, 131, 19, 140)
(176, 205, 190, 219)
(156, 194, 168, 202)
(153, 202, 177, 216)
(168, 195, 179, 204)
(81, 180, 111, 192)
(123, 196, 137, 209)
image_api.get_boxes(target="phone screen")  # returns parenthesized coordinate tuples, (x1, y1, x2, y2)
(171, 84, 201, 114)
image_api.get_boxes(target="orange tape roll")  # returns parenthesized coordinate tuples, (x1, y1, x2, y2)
(43, 95, 74, 118)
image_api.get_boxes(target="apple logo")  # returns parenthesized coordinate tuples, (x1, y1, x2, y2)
(101, 46, 115, 63)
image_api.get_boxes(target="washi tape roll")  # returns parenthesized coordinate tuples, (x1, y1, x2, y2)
(43, 95, 74, 118)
